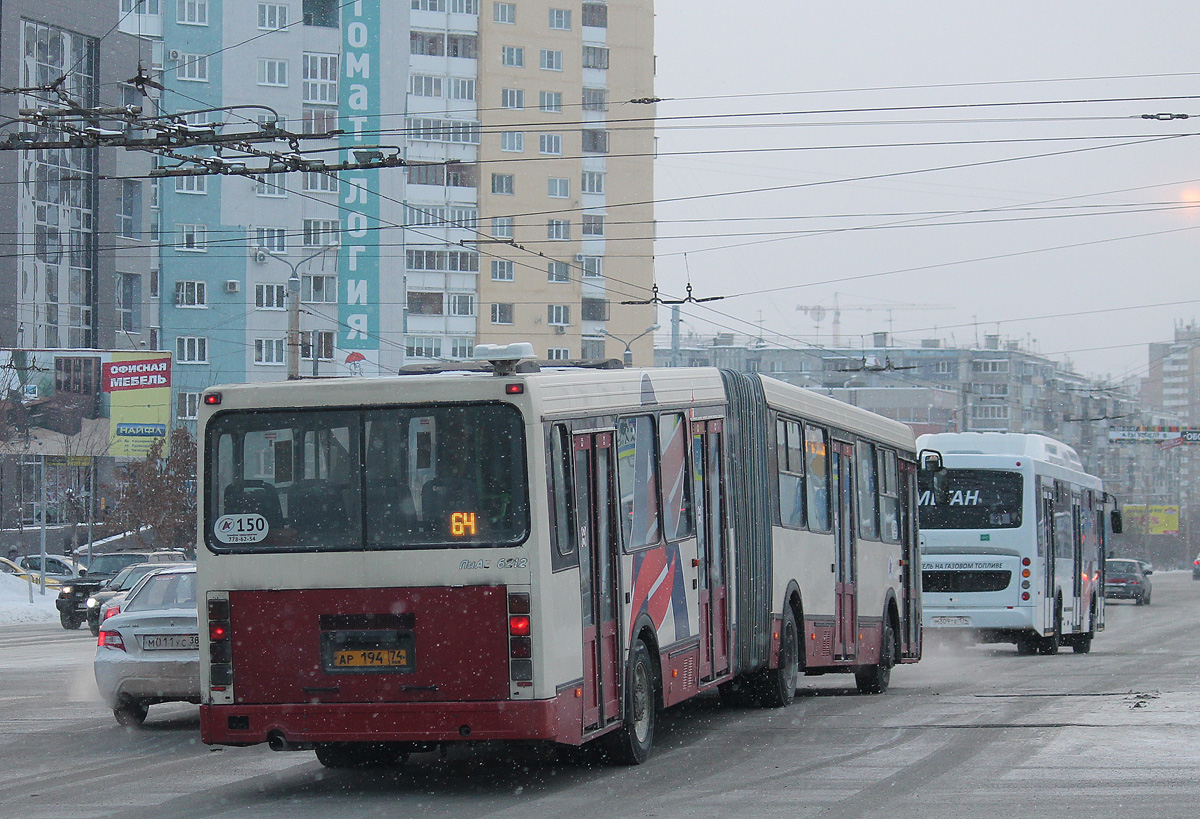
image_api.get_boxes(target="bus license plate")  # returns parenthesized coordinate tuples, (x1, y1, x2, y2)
(332, 648, 411, 669)
(932, 616, 971, 627)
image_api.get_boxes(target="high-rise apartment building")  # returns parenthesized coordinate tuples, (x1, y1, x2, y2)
(135, 0, 654, 429)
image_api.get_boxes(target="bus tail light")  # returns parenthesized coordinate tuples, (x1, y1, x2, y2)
(1021, 592, 1031, 601)
(508, 592, 533, 683)
(207, 597, 234, 688)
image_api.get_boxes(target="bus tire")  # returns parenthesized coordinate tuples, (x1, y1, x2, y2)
(603, 639, 656, 765)
(1040, 601, 1062, 655)
(856, 616, 894, 694)
(1072, 633, 1093, 654)
(760, 608, 799, 708)
(1015, 636, 1037, 655)
(315, 742, 408, 769)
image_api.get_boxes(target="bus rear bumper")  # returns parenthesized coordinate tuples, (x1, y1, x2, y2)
(923, 605, 1034, 633)
(200, 690, 584, 748)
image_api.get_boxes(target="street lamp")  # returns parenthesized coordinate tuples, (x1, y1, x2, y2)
(257, 244, 337, 379)
(602, 324, 659, 367)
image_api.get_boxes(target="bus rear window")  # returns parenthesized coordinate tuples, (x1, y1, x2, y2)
(205, 403, 528, 551)
(918, 469, 1023, 529)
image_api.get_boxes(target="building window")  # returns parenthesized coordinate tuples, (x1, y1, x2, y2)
(175, 175, 206, 194)
(255, 283, 286, 309)
(582, 87, 607, 111)
(548, 304, 570, 326)
(582, 214, 605, 236)
(448, 34, 477, 58)
(492, 173, 514, 195)
(177, 391, 200, 421)
(501, 131, 524, 152)
(412, 0, 445, 10)
(582, 129, 609, 153)
(451, 0, 479, 12)
(581, 171, 605, 195)
(548, 261, 569, 282)
(411, 31, 444, 56)
(303, 0, 339, 27)
(303, 171, 338, 192)
(408, 291, 444, 316)
(491, 216, 514, 238)
(548, 347, 570, 360)
(449, 293, 475, 316)
(549, 8, 571, 29)
(540, 133, 563, 155)
(494, 2, 515, 23)
(176, 54, 209, 81)
(301, 330, 335, 360)
(303, 53, 338, 103)
(581, 297, 609, 321)
(303, 219, 340, 246)
(540, 91, 563, 112)
(255, 227, 287, 253)
(582, 46, 609, 69)
(117, 273, 142, 332)
(174, 280, 207, 307)
(540, 49, 563, 71)
(258, 58, 289, 86)
(580, 256, 603, 277)
(406, 336, 443, 358)
(410, 74, 442, 97)
(581, 337, 605, 359)
(303, 274, 337, 303)
(254, 173, 287, 197)
(491, 303, 514, 324)
(448, 77, 476, 100)
(177, 0, 208, 25)
(177, 336, 208, 364)
(972, 359, 1010, 374)
(501, 46, 524, 67)
(501, 88, 524, 109)
(450, 337, 474, 358)
(118, 181, 141, 238)
(149, 270, 160, 299)
(491, 260, 514, 281)
(176, 224, 207, 251)
(547, 219, 570, 240)
(258, 3, 288, 30)
(934, 360, 952, 374)
(405, 205, 478, 228)
(547, 177, 569, 198)
(123, 0, 162, 14)
(302, 105, 337, 134)
(582, 2, 607, 27)
(406, 249, 480, 272)
(255, 338, 286, 365)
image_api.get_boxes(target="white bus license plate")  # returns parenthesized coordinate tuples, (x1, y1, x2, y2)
(932, 616, 971, 627)
(141, 634, 199, 651)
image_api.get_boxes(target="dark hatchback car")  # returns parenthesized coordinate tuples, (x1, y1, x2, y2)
(1105, 558, 1152, 605)
(55, 551, 187, 629)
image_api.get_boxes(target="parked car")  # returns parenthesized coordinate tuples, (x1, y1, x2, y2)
(0, 556, 62, 588)
(94, 565, 199, 726)
(56, 551, 186, 630)
(18, 554, 86, 581)
(1193, 553, 1200, 580)
(86, 562, 192, 636)
(1105, 558, 1152, 605)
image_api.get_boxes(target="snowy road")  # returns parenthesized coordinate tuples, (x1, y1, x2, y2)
(2, 572, 1198, 819)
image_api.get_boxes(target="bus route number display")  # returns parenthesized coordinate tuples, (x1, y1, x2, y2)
(451, 512, 477, 537)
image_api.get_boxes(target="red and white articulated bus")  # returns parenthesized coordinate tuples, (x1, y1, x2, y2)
(196, 345, 924, 767)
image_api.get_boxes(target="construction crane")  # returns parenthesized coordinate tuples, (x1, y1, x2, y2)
(796, 293, 952, 346)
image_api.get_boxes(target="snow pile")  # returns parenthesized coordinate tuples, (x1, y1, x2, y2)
(0, 572, 60, 624)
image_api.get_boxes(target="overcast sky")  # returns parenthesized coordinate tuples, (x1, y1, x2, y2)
(649, 2, 1200, 381)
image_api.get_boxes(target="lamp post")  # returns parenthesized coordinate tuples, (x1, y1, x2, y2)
(258, 244, 337, 379)
(602, 324, 659, 367)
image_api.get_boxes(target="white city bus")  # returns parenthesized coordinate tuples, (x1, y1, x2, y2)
(917, 432, 1119, 655)
(196, 345, 923, 767)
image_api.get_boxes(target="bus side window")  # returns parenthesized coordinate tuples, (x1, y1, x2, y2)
(804, 424, 831, 532)
(777, 418, 805, 529)
(659, 413, 694, 541)
(856, 441, 879, 540)
(549, 424, 578, 568)
(617, 415, 661, 551)
(878, 449, 900, 543)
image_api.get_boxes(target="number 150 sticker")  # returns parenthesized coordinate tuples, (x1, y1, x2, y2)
(214, 513, 269, 544)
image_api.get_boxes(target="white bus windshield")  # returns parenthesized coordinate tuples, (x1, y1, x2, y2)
(918, 469, 1022, 529)
(205, 403, 528, 551)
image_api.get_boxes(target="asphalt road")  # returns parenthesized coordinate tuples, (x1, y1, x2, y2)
(3, 572, 1199, 819)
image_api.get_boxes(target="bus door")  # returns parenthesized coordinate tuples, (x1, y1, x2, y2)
(831, 440, 857, 661)
(692, 420, 730, 681)
(899, 460, 921, 658)
(1039, 480, 1056, 634)
(1071, 495, 1084, 631)
(573, 432, 622, 731)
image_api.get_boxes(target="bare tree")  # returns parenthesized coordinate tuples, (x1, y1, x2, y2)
(108, 427, 197, 555)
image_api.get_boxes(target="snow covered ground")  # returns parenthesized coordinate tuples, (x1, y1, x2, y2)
(0, 572, 60, 624)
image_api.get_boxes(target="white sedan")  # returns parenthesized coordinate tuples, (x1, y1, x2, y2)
(94, 565, 200, 726)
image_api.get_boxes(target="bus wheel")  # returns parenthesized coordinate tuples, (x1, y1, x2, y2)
(1039, 602, 1062, 655)
(315, 743, 408, 769)
(855, 616, 894, 695)
(603, 640, 656, 765)
(760, 609, 798, 707)
(1016, 637, 1037, 655)
(1072, 633, 1093, 654)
